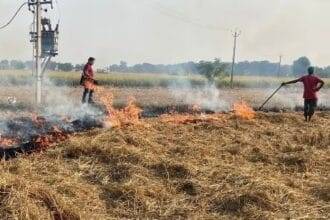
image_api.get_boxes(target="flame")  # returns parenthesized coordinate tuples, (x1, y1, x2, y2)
(32, 126, 70, 151)
(31, 115, 47, 128)
(97, 87, 142, 128)
(0, 137, 18, 148)
(233, 101, 255, 120)
(18, 114, 71, 151)
(191, 104, 202, 113)
(84, 80, 96, 90)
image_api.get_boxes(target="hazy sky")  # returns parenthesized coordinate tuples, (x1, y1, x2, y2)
(0, 0, 330, 68)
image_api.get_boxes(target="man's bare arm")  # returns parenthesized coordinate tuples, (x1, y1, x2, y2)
(282, 78, 300, 86)
(316, 79, 325, 91)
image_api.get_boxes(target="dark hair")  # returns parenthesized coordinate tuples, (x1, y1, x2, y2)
(88, 57, 95, 62)
(308, 66, 314, 75)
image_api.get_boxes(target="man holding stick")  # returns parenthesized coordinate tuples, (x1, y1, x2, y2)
(81, 57, 97, 104)
(282, 66, 324, 122)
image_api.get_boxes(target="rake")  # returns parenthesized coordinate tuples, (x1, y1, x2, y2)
(259, 84, 283, 110)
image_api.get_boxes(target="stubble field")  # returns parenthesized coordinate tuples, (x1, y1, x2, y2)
(0, 112, 329, 219)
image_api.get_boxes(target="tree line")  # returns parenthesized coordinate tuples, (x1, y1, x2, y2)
(0, 56, 329, 78)
(0, 60, 75, 72)
(108, 57, 330, 78)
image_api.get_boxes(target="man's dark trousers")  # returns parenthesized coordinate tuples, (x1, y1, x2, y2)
(82, 89, 94, 103)
(304, 99, 317, 118)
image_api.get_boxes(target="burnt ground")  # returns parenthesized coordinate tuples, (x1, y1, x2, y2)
(0, 103, 107, 159)
(0, 100, 329, 160)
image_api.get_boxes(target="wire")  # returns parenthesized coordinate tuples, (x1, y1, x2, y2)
(0, 2, 28, 30)
(54, 0, 61, 25)
(141, 0, 231, 32)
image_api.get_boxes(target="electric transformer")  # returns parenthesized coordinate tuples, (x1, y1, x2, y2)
(41, 29, 58, 57)
(41, 18, 58, 57)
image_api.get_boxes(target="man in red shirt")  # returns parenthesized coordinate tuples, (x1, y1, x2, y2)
(81, 57, 96, 104)
(282, 67, 324, 122)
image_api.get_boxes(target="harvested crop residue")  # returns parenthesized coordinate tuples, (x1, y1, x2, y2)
(0, 112, 328, 219)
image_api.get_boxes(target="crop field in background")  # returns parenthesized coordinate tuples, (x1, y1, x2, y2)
(1, 70, 329, 88)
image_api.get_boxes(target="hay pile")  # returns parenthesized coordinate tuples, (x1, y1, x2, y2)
(0, 112, 328, 219)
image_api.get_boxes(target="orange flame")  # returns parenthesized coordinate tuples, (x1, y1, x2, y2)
(233, 101, 255, 120)
(97, 87, 142, 128)
(31, 115, 47, 128)
(0, 137, 18, 148)
(191, 104, 202, 113)
(84, 80, 96, 90)
(32, 126, 69, 151)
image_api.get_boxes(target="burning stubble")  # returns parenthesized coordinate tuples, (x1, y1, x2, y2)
(96, 87, 142, 128)
(0, 72, 143, 157)
(233, 101, 256, 120)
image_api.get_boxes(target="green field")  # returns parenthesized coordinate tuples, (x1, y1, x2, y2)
(0, 70, 329, 88)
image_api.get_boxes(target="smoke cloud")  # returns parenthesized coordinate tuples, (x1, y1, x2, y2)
(169, 80, 231, 112)
(42, 77, 103, 119)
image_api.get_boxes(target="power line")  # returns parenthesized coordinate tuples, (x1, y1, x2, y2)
(54, 0, 61, 25)
(0, 2, 28, 30)
(138, 0, 230, 32)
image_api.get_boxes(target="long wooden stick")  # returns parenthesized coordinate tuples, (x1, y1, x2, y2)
(259, 84, 283, 110)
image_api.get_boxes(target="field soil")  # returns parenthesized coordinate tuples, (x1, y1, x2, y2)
(0, 112, 329, 219)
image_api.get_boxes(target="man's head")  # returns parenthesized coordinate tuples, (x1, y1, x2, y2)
(88, 57, 95, 65)
(307, 66, 314, 75)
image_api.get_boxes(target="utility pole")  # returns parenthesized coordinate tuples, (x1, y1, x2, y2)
(230, 30, 241, 89)
(35, 0, 42, 105)
(277, 55, 282, 78)
(31, 14, 36, 77)
(28, 0, 58, 106)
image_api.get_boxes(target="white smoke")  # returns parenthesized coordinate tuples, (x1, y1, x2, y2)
(41, 76, 103, 120)
(169, 80, 230, 112)
(168, 77, 330, 112)
(260, 85, 330, 110)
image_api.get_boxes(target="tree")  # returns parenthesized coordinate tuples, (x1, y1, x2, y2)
(74, 64, 84, 72)
(197, 58, 227, 83)
(47, 61, 58, 71)
(119, 61, 128, 72)
(58, 63, 74, 72)
(323, 66, 330, 77)
(292, 56, 311, 75)
(317, 66, 330, 78)
(24, 61, 33, 70)
(0, 60, 9, 69)
(10, 60, 25, 70)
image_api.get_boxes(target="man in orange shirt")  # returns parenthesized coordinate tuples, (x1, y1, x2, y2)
(282, 67, 324, 122)
(81, 57, 96, 104)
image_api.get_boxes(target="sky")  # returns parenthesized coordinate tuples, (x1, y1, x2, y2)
(0, 0, 330, 68)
